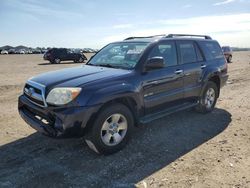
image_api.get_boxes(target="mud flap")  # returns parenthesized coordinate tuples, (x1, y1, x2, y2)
(85, 139, 100, 154)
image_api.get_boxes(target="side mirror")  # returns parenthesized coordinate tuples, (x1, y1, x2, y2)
(145, 57, 165, 71)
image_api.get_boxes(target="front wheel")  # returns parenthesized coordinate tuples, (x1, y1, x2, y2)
(227, 55, 232, 63)
(84, 103, 134, 155)
(195, 81, 218, 113)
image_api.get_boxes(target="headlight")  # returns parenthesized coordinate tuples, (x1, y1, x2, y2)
(46, 87, 82, 105)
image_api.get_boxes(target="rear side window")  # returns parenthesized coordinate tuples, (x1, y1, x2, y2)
(195, 45, 204, 62)
(177, 41, 199, 64)
(199, 41, 224, 61)
(222, 46, 231, 52)
(60, 49, 67, 55)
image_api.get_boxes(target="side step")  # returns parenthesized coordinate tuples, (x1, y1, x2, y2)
(140, 102, 198, 124)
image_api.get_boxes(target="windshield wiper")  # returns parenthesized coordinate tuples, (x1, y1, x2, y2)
(97, 64, 116, 68)
(88, 63, 130, 70)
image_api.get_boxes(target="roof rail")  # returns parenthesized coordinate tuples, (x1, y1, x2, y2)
(124, 34, 166, 40)
(166, 34, 212, 40)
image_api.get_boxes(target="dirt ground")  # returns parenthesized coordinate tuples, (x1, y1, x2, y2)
(0, 52, 249, 188)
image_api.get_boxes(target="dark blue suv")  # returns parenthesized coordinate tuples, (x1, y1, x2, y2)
(18, 34, 228, 154)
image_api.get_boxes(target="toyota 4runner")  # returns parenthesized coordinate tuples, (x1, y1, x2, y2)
(18, 34, 228, 154)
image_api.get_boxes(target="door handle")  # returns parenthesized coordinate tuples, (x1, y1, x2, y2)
(175, 70, 183, 74)
(150, 80, 159, 85)
(201, 64, 207, 69)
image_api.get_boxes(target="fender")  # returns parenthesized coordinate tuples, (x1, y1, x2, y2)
(199, 65, 221, 97)
(86, 81, 143, 114)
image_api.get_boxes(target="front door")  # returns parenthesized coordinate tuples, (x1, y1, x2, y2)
(142, 41, 184, 114)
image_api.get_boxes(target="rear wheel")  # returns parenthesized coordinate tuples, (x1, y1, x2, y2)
(54, 58, 61, 64)
(195, 81, 218, 113)
(227, 55, 232, 63)
(84, 103, 134, 155)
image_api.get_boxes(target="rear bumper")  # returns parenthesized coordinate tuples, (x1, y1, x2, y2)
(43, 56, 50, 61)
(18, 95, 100, 137)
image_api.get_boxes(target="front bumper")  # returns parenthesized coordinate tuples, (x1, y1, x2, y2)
(18, 95, 100, 137)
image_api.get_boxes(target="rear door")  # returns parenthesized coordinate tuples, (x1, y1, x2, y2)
(66, 49, 75, 60)
(59, 49, 68, 60)
(176, 40, 205, 102)
(142, 41, 185, 114)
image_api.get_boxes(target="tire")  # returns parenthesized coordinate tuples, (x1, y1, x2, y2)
(84, 103, 134, 155)
(195, 81, 219, 113)
(50, 60, 55, 64)
(227, 55, 232, 63)
(54, 58, 61, 64)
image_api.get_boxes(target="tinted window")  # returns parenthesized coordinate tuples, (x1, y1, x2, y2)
(67, 49, 73, 53)
(177, 42, 197, 64)
(148, 42, 177, 67)
(195, 45, 204, 62)
(199, 41, 224, 60)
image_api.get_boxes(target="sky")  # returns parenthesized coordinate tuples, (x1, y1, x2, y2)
(0, 0, 250, 48)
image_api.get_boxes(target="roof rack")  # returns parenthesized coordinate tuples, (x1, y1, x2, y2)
(124, 34, 212, 41)
(124, 34, 166, 40)
(166, 34, 212, 40)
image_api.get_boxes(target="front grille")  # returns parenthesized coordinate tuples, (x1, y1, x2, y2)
(23, 81, 47, 107)
(25, 84, 42, 94)
(24, 92, 45, 106)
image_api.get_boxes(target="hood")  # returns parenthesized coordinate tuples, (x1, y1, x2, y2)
(30, 65, 131, 89)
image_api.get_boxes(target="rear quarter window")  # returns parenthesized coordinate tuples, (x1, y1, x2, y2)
(177, 41, 203, 64)
(199, 41, 224, 61)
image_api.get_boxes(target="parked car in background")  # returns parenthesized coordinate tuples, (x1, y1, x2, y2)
(18, 34, 228, 154)
(1, 50, 8, 54)
(82, 48, 96, 53)
(27, 50, 33, 54)
(43, 48, 87, 64)
(18, 49, 26, 54)
(41, 49, 47, 54)
(8, 49, 16, 54)
(222, 46, 233, 63)
(32, 49, 42, 54)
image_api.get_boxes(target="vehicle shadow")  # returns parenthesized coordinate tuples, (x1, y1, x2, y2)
(0, 108, 231, 188)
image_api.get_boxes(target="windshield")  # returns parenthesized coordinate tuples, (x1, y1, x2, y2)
(88, 42, 149, 69)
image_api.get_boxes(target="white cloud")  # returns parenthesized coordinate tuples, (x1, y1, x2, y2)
(6, 0, 85, 19)
(102, 13, 250, 47)
(213, 0, 236, 6)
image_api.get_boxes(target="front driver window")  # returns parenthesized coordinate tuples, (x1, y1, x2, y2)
(148, 42, 178, 67)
